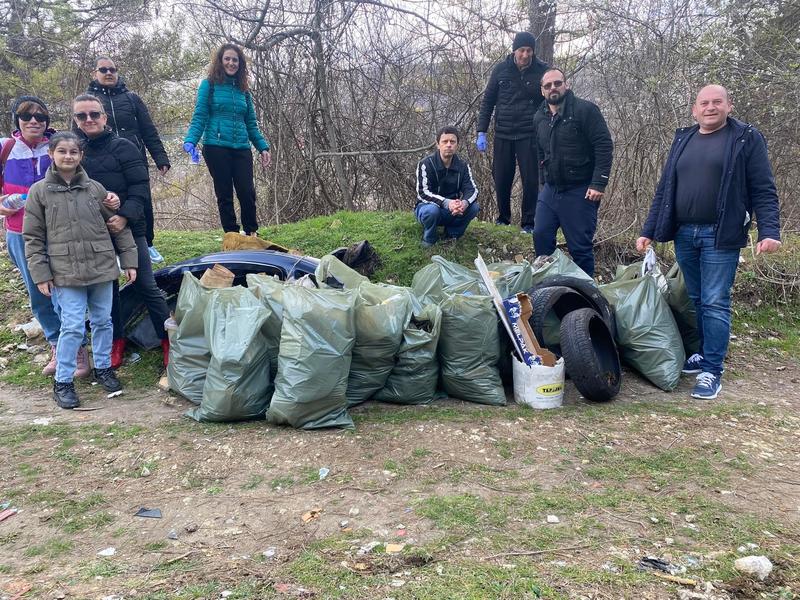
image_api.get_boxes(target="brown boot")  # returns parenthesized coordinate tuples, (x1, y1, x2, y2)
(42, 344, 57, 376)
(75, 345, 91, 379)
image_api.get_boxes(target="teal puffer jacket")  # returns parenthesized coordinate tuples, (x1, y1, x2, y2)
(185, 78, 269, 152)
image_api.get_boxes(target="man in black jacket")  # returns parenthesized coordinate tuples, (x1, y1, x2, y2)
(88, 57, 170, 262)
(415, 126, 479, 248)
(476, 32, 548, 233)
(637, 85, 781, 400)
(533, 68, 613, 276)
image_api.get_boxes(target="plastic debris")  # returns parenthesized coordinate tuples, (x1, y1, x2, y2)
(140, 465, 151, 477)
(301, 508, 322, 523)
(386, 543, 405, 553)
(97, 547, 116, 557)
(638, 556, 686, 576)
(348, 507, 360, 517)
(107, 390, 123, 399)
(134, 507, 162, 519)
(318, 467, 330, 480)
(734, 555, 773, 581)
(167, 529, 178, 540)
(357, 541, 381, 555)
(263, 547, 277, 558)
(31, 417, 52, 425)
(0, 506, 19, 523)
(546, 515, 560, 524)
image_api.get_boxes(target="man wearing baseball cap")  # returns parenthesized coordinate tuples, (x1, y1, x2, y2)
(476, 32, 549, 234)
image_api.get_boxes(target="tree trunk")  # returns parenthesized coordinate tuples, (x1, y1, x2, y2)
(529, 0, 556, 65)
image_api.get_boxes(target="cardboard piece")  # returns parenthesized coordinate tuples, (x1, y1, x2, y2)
(199, 264, 235, 288)
(514, 293, 557, 367)
(474, 254, 556, 367)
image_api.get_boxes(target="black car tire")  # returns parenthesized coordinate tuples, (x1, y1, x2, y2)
(528, 275, 617, 341)
(527, 286, 594, 354)
(559, 308, 621, 402)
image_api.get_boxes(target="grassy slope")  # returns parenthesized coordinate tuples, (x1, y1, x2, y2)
(1, 210, 797, 390)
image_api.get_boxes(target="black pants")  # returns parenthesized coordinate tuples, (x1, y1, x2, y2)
(144, 187, 155, 246)
(111, 235, 171, 340)
(202, 145, 259, 234)
(492, 136, 538, 228)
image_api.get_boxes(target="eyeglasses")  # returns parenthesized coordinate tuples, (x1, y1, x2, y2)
(73, 111, 104, 121)
(17, 112, 48, 123)
(542, 80, 564, 91)
(97, 67, 118, 74)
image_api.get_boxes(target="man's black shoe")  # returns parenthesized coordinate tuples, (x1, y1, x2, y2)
(94, 368, 122, 393)
(495, 219, 510, 226)
(53, 381, 80, 409)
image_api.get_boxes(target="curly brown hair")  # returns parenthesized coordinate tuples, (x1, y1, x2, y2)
(208, 43, 250, 91)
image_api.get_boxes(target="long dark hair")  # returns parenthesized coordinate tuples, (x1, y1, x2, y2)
(208, 43, 250, 91)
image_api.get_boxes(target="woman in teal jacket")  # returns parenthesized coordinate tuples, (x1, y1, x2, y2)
(184, 43, 271, 235)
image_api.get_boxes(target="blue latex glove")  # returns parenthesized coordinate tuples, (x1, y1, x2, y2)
(476, 132, 487, 153)
(183, 142, 200, 164)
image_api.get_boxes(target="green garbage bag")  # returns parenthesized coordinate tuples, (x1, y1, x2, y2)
(438, 293, 506, 405)
(412, 255, 480, 304)
(490, 260, 533, 298)
(166, 273, 214, 404)
(531, 249, 593, 285)
(373, 299, 443, 405)
(246, 274, 285, 381)
(315, 255, 369, 289)
(186, 287, 272, 422)
(600, 273, 685, 391)
(347, 283, 411, 406)
(266, 286, 357, 429)
(665, 263, 700, 355)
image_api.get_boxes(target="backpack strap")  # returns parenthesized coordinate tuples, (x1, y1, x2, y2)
(0, 137, 17, 190)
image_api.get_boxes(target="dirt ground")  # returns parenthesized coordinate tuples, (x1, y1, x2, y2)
(1, 346, 799, 600)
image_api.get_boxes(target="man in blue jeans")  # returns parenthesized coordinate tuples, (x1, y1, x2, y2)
(637, 85, 781, 399)
(415, 126, 479, 248)
(532, 69, 614, 276)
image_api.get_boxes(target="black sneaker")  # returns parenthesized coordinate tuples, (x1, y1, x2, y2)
(53, 381, 80, 409)
(94, 367, 122, 393)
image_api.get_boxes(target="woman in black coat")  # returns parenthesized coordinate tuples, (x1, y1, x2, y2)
(73, 94, 171, 369)
(88, 56, 170, 262)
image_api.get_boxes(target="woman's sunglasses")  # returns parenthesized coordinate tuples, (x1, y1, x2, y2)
(97, 67, 118, 74)
(17, 112, 48, 123)
(73, 111, 104, 121)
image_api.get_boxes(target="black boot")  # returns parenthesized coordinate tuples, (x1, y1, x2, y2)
(53, 381, 80, 409)
(94, 367, 122, 393)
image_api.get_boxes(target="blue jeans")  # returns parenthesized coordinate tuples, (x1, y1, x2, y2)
(52, 282, 113, 382)
(6, 231, 61, 345)
(415, 201, 480, 244)
(674, 225, 740, 377)
(534, 184, 599, 276)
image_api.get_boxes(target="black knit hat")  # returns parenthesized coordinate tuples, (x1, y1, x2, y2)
(512, 31, 537, 51)
(11, 95, 50, 131)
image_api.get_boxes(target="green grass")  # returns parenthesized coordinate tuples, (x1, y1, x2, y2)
(23, 538, 73, 559)
(415, 494, 509, 531)
(80, 558, 124, 578)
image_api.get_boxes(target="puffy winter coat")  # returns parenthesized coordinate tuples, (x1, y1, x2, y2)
(533, 90, 614, 192)
(1, 131, 52, 233)
(642, 117, 781, 249)
(77, 129, 150, 238)
(476, 54, 549, 140)
(23, 166, 137, 287)
(184, 78, 269, 152)
(87, 78, 170, 169)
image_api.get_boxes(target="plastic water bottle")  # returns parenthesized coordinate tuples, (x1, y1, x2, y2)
(1, 193, 27, 210)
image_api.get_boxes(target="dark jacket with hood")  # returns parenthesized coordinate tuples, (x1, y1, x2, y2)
(533, 90, 613, 192)
(642, 116, 781, 249)
(76, 128, 149, 238)
(477, 54, 549, 140)
(23, 165, 137, 287)
(415, 152, 478, 209)
(87, 78, 170, 169)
